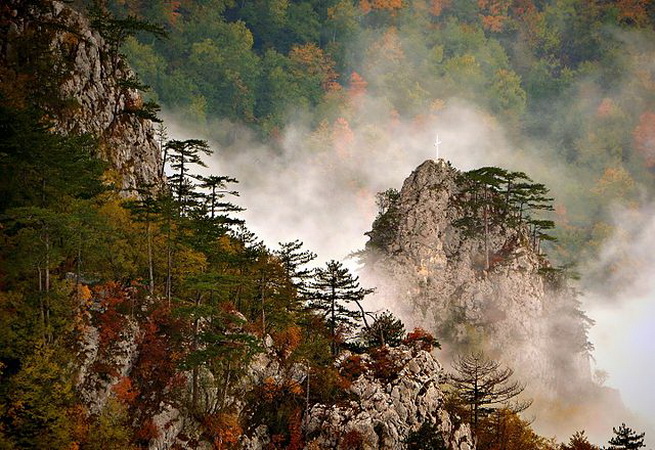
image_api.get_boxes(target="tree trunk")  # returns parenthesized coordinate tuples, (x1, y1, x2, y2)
(191, 293, 201, 413)
(147, 221, 154, 296)
(166, 221, 172, 307)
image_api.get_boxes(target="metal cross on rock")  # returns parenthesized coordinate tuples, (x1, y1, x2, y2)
(434, 134, 443, 160)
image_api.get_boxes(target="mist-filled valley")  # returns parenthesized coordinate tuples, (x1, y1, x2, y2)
(2, 0, 655, 448)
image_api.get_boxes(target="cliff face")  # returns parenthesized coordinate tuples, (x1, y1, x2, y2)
(1, 0, 162, 191)
(362, 160, 592, 396)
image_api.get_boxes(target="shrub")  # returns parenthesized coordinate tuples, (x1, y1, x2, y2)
(404, 328, 441, 352)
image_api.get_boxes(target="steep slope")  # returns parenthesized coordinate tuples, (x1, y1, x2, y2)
(1, 0, 162, 191)
(362, 160, 592, 395)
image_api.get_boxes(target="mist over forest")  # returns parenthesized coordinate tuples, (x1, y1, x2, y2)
(2, 0, 655, 448)
(116, 0, 655, 436)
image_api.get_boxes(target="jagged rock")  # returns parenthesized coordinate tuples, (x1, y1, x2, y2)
(362, 160, 592, 395)
(77, 317, 140, 415)
(2, 0, 162, 192)
(305, 346, 474, 450)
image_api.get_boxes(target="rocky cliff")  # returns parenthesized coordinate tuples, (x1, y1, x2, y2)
(1, 0, 162, 191)
(241, 343, 475, 450)
(361, 160, 592, 397)
(303, 346, 474, 450)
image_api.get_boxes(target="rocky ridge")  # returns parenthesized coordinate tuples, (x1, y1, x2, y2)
(362, 159, 592, 396)
(2, 0, 162, 191)
(303, 346, 474, 450)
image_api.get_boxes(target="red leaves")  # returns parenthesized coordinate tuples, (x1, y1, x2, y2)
(93, 282, 130, 348)
(634, 111, 655, 167)
(404, 327, 440, 352)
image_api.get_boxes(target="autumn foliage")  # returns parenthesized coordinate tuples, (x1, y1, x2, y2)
(404, 327, 441, 352)
(634, 111, 655, 167)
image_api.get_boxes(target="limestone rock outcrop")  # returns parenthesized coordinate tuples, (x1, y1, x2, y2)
(362, 160, 592, 395)
(304, 345, 474, 450)
(2, 0, 162, 191)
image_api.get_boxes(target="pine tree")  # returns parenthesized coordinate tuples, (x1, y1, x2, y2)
(606, 424, 645, 450)
(274, 240, 317, 300)
(360, 310, 405, 348)
(307, 260, 373, 355)
(165, 139, 211, 212)
(449, 352, 532, 431)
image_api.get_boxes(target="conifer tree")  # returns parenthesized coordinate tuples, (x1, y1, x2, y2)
(274, 240, 317, 300)
(166, 139, 211, 212)
(307, 260, 374, 355)
(449, 352, 531, 431)
(606, 424, 646, 450)
(360, 310, 405, 348)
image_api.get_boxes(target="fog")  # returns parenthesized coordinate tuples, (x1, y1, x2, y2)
(158, 20, 655, 447)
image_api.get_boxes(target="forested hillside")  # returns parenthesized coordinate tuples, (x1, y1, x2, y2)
(1, 0, 653, 448)
(90, 0, 655, 276)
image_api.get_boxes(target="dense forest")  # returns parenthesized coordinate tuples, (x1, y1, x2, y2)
(93, 0, 655, 273)
(1, 0, 654, 448)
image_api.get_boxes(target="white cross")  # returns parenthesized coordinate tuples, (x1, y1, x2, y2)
(434, 134, 442, 160)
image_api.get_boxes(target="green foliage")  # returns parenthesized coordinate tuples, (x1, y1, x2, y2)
(86, 398, 134, 450)
(3, 347, 78, 449)
(405, 422, 448, 450)
(366, 188, 400, 253)
(606, 424, 646, 450)
(307, 260, 374, 355)
(360, 310, 405, 348)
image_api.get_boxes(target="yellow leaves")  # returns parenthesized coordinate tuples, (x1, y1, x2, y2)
(173, 247, 208, 278)
(77, 284, 92, 302)
(367, 27, 405, 65)
(289, 43, 339, 92)
(591, 165, 636, 200)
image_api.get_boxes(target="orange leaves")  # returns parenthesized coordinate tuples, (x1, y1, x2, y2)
(112, 376, 139, 404)
(289, 44, 339, 92)
(261, 377, 304, 402)
(203, 413, 243, 449)
(360, 0, 404, 13)
(272, 325, 302, 360)
(634, 111, 655, 167)
(348, 72, 368, 99)
(429, 0, 451, 16)
(614, 0, 651, 26)
(164, 1, 183, 26)
(478, 0, 512, 32)
(371, 0, 404, 10)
